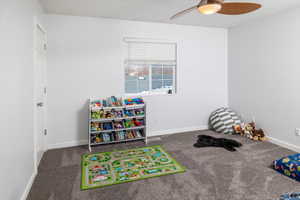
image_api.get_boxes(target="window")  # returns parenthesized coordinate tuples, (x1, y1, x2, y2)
(124, 39, 177, 95)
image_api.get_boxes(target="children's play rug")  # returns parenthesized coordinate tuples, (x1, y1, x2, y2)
(81, 145, 186, 190)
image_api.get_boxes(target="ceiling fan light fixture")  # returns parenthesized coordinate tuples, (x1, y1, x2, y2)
(170, 0, 261, 20)
(198, 3, 222, 15)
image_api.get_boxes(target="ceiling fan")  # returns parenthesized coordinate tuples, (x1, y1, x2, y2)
(170, 0, 261, 19)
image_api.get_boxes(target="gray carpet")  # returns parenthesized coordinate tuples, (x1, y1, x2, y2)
(27, 130, 300, 200)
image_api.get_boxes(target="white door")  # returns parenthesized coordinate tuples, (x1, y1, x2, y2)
(34, 24, 47, 169)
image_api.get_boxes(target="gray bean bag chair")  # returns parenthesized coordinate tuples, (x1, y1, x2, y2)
(209, 107, 242, 134)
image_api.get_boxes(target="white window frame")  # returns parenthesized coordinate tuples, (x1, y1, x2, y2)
(124, 61, 177, 96)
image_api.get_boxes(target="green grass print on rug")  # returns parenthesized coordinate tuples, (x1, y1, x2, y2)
(81, 145, 186, 190)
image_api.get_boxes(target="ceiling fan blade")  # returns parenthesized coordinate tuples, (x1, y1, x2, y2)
(218, 2, 261, 15)
(170, 5, 198, 20)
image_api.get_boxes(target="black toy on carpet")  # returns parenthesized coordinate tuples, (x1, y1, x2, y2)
(194, 135, 242, 152)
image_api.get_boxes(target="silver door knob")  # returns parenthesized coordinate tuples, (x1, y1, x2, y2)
(37, 102, 44, 107)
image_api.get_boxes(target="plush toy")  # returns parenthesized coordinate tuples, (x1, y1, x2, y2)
(233, 125, 243, 135)
(252, 129, 267, 141)
(244, 123, 255, 139)
(233, 122, 266, 141)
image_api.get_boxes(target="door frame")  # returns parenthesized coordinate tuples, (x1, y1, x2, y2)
(33, 17, 48, 172)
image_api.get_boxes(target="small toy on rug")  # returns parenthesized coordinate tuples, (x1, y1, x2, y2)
(233, 122, 267, 141)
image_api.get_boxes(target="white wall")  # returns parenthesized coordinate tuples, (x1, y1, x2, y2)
(228, 8, 300, 149)
(0, 0, 43, 199)
(45, 15, 228, 147)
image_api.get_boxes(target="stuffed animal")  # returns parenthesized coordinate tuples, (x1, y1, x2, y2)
(233, 125, 243, 135)
(252, 129, 267, 141)
(244, 123, 255, 139)
(233, 122, 266, 141)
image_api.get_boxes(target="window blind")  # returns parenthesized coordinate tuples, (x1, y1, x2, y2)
(127, 42, 176, 61)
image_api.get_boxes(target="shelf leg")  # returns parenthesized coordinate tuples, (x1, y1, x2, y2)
(89, 145, 92, 152)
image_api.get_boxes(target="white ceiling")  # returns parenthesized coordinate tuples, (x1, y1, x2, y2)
(40, 0, 300, 28)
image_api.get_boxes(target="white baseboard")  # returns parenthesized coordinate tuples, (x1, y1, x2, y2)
(149, 125, 208, 137)
(47, 126, 208, 150)
(267, 136, 300, 153)
(20, 171, 37, 200)
(47, 139, 88, 150)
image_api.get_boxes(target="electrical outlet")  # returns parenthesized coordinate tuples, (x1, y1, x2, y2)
(295, 128, 300, 136)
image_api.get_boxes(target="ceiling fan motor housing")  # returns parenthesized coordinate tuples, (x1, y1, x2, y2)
(199, 0, 224, 7)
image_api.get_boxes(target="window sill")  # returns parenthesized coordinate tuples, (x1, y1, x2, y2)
(124, 91, 176, 97)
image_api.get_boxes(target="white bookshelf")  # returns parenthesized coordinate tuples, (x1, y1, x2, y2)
(88, 97, 147, 152)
